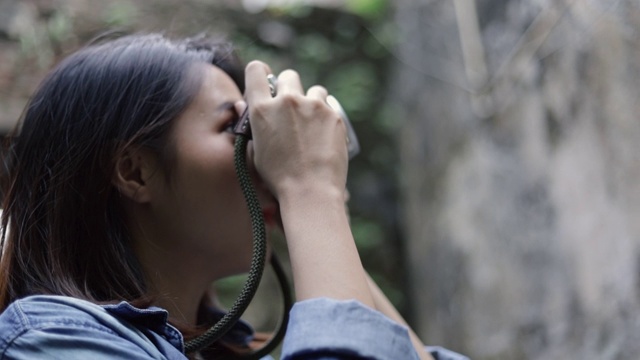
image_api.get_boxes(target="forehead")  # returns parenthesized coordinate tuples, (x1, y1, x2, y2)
(190, 64, 243, 106)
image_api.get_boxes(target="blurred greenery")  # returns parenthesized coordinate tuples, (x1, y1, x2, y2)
(103, 0, 138, 28)
(345, 0, 388, 20)
(47, 12, 72, 44)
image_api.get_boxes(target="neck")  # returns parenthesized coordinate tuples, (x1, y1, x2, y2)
(123, 204, 250, 325)
(128, 219, 224, 325)
(147, 269, 207, 325)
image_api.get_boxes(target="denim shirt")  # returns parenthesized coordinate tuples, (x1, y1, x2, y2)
(0, 295, 468, 360)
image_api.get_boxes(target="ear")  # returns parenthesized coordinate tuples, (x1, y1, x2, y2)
(112, 147, 159, 203)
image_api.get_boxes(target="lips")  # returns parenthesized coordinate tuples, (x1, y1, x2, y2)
(254, 179, 280, 228)
(261, 206, 275, 223)
(261, 204, 280, 228)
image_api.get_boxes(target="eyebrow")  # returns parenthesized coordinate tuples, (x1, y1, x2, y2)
(210, 102, 237, 122)
(216, 102, 235, 112)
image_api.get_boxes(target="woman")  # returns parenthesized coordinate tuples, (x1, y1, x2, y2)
(0, 33, 466, 359)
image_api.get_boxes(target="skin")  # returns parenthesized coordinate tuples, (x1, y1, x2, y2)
(244, 62, 375, 308)
(114, 60, 433, 359)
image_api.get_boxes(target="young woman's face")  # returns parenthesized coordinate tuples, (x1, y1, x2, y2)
(144, 64, 275, 278)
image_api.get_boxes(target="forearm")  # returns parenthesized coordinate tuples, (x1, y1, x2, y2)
(366, 273, 435, 360)
(278, 184, 375, 309)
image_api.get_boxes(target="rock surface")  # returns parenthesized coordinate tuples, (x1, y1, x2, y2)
(391, 1, 640, 358)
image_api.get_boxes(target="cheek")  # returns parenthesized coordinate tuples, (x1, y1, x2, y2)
(176, 135, 235, 187)
(172, 146, 256, 272)
(182, 154, 243, 213)
(177, 145, 252, 231)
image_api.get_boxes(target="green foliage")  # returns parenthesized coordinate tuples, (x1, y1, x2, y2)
(103, 1, 138, 28)
(47, 12, 72, 44)
(215, 273, 248, 294)
(18, 25, 53, 70)
(351, 216, 384, 250)
(369, 272, 403, 309)
(215, 273, 249, 307)
(294, 33, 332, 63)
(324, 62, 378, 115)
(346, 0, 388, 20)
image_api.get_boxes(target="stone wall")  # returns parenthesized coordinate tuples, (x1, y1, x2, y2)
(392, 0, 640, 358)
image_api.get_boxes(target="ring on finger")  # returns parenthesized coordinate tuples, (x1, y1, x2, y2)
(267, 74, 277, 97)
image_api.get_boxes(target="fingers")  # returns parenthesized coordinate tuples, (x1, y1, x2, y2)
(246, 61, 307, 101)
(244, 60, 273, 104)
(233, 100, 247, 116)
(246, 61, 327, 103)
(277, 70, 305, 95)
(306, 85, 329, 101)
(244, 62, 336, 132)
(245, 63, 349, 202)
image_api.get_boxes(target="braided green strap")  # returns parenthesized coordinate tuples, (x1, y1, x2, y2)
(183, 134, 267, 354)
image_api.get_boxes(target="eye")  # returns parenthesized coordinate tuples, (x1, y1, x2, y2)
(223, 111, 239, 134)
(224, 120, 237, 133)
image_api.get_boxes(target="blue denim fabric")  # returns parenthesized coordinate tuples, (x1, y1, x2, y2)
(282, 298, 469, 360)
(0, 295, 467, 360)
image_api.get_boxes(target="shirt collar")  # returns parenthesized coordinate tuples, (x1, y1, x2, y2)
(101, 301, 255, 351)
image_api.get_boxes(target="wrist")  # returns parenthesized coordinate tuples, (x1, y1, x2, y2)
(274, 181, 374, 307)
(276, 180, 345, 210)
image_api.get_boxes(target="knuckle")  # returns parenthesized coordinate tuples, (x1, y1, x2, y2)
(279, 93, 302, 107)
(309, 85, 329, 99)
(251, 100, 271, 117)
(309, 98, 328, 111)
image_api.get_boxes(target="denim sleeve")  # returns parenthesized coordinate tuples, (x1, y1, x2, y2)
(3, 326, 165, 360)
(0, 298, 175, 360)
(281, 298, 420, 360)
(426, 346, 470, 360)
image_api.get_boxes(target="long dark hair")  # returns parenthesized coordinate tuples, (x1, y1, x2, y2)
(0, 33, 244, 311)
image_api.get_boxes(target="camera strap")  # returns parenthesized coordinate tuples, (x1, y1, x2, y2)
(183, 134, 292, 356)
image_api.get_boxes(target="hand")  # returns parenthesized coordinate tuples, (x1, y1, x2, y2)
(242, 61, 373, 308)
(243, 61, 349, 200)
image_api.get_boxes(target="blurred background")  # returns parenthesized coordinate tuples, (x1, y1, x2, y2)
(2, 0, 640, 359)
